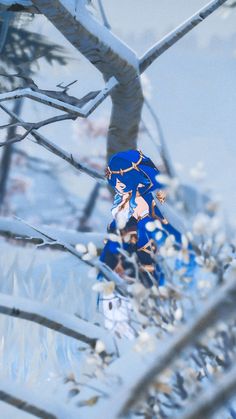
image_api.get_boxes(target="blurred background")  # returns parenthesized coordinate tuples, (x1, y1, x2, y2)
(0, 0, 235, 230)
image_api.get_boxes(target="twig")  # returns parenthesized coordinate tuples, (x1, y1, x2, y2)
(15, 216, 128, 295)
(0, 104, 106, 183)
(139, 0, 228, 73)
(97, 0, 111, 29)
(0, 76, 118, 116)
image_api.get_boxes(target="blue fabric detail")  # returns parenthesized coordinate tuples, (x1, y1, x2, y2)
(97, 194, 198, 288)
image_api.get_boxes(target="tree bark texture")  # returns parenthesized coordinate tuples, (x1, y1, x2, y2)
(31, 0, 144, 160)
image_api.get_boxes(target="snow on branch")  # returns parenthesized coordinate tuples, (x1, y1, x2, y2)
(0, 76, 118, 116)
(73, 268, 236, 418)
(97, 0, 111, 30)
(0, 104, 106, 182)
(139, 0, 228, 73)
(30, 0, 143, 158)
(0, 216, 105, 247)
(144, 98, 176, 178)
(0, 0, 38, 13)
(180, 363, 236, 419)
(0, 378, 79, 419)
(0, 292, 116, 353)
(13, 216, 128, 294)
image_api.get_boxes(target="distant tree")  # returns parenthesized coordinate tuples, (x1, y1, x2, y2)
(0, 11, 68, 209)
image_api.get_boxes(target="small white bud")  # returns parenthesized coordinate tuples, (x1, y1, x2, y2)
(75, 243, 87, 253)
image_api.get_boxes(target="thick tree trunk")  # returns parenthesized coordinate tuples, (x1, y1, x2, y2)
(30, 0, 144, 160)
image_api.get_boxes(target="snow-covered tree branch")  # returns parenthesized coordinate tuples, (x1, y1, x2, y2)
(0, 104, 106, 182)
(139, 0, 228, 73)
(0, 379, 79, 419)
(65, 266, 236, 417)
(0, 75, 118, 116)
(0, 292, 116, 352)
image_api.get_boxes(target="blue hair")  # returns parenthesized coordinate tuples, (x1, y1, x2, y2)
(107, 150, 164, 217)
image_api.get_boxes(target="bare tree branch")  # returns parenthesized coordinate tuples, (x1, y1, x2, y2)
(29, 0, 143, 159)
(223, 0, 236, 7)
(0, 104, 106, 182)
(180, 364, 236, 419)
(0, 1, 39, 13)
(15, 216, 128, 294)
(73, 271, 236, 418)
(0, 121, 20, 129)
(139, 0, 228, 73)
(0, 126, 32, 147)
(141, 118, 162, 154)
(144, 98, 176, 177)
(0, 379, 79, 419)
(0, 133, 22, 146)
(0, 76, 118, 116)
(0, 292, 116, 351)
(97, 0, 111, 30)
(0, 216, 105, 247)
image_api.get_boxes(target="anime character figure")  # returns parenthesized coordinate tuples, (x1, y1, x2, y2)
(97, 149, 196, 338)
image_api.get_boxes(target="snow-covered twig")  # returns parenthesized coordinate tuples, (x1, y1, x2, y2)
(15, 216, 128, 294)
(180, 363, 236, 419)
(0, 104, 106, 183)
(0, 378, 79, 419)
(0, 126, 32, 147)
(97, 0, 111, 29)
(74, 270, 236, 418)
(0, 216, 105, 247)
(0, 121, 20, 129)
(31, 130, 106, 182)
(0, 293, 116, 352)
(30, 0, 142, 158)
(139, 0, 228, 73)
(0, 76, 118, 116)
(144, 98, 176, 178)
(140, 118, 162, 154)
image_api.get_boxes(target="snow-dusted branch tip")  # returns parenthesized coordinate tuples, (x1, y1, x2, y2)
(15, 216, 128, 294)
(0, 104, 106, 183)
(180, 363, 236, 419)
(139, 0, 228, 73)
(0, 0, 38, 13)
(0, 216, 105, 247)
(77, 270, 236, 418)
(0, 293, 116, 353)
(0, 378, 79, 419)
(0, 76, 118, 116)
